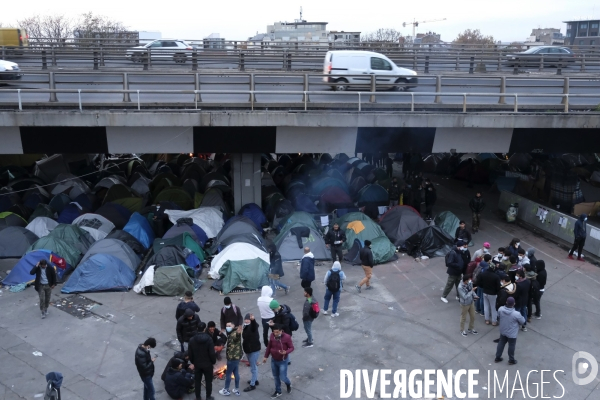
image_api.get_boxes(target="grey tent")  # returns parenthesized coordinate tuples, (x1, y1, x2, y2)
(379, 205, 429, 247)
(146, 245, 190, 270)
(0, 227, 39, 258)
(201, 188, 230, 214)
(218, 233, 265, 253)
(274, 223, 331, 261)
(211, 216, 263, 253)
(51, 173, 91, 200)
(79, 238, 140, 271)
(106, 230, 146, 255)
(218, 258, 270, 294)
(26, 217, 59, 238)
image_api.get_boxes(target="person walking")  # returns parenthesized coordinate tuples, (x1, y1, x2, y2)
(299, 247, 315, 289)
(301, 287, 317, 348)
(176, 308, 201, 352)
(535, 260, 547, 319)
(476, 261, 501, 326)
(569, 213, 588, 261)
(323, 261, 346, 317)
(257, 286, 275, 347)
(242, 314, 261, 392)
(29, 259, 56, 319)
(175, 291, 200, 320)
(388, 180, 400, 207)
(355, 240, 374, 293)
(455, 221, 472, 245)
(268, 248, 289, 296)
(469, 191, 485, 233)
(135, 338, 157, 400)
(263, 325, 294, 398)
(220, 297, 243, 331)
(514, 270, 531, 332)
(325, 223, 346, 262)
(188, 322, 216, 400)
(424, 179, 437, 220)
(495, 297, 526, 365)
(441, 241, 467, 303)
(218, 323, 242, 396)
(458, 275, 479, 337)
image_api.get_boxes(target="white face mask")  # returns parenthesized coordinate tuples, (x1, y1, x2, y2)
(516, 243, 520, 247)
(224, 305, 231, 309)
(518, 256, 523, 260)
(461, 247, 468, 252)
(468, 280, 472, 284)
(585, 218, 588, 221)
(226, 327, 233, 333)
(497, 253, 503, 258)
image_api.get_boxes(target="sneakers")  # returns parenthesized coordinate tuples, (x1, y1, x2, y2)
(302, 342, 314, 348)
(41, 311, 46, 319)
(468, 329, 478, 335)
(232, 389, 240, 396)
(509, 360, 518, 365)
(302, 338, 308, 343)
(440, 297, 448, 303)
(286, 384, 292, 394)
(568, 255, 574, 260)
(494, 357, 503, 363)
(365, 286, 373, 290)
(535, 315, 542, 320)
(455, 296, 460, 301)
(521, 326, 528, 332)
(271, 391, 282, 398)
(284, 287, 289, 295)
(331, 312, 339, 317)
(355, 285, 361, 293)
(219, 388, 231, 396)
(247, 380, 259, 386)
(461, 331, 467, 337)
(243, 386, 255, 392)
(322, 310, 328, 315)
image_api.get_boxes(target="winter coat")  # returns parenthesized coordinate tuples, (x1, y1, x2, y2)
(515, 278, 531, 308)
(29, 264, 57, 292)
(536, 260, 547, 290)
(575, 214, 588, 239)
(455, 227, 472, 244)
(325, 229, 346, 248)
(324, 261, 346, 288)
(225, 329, 243, 361)
(164, 368, 194, 399)
(506, 245, 520, 258)
(220, 304, 243, 330)
(242, 319, 261, 354)
(526, 249, 538, 269)
(272, 304, 293, 335)
(257, 286, 275, 319)
(496, 282, 516, 310)
(161, 351, 189, 381)
(477, 269, 501, 296)
(175, 300, 200, 320)
(188, 332, 216, 367)
(300, 252, 315, 282)
(176, 309, 201, 343)
(425, 186, 437, 205)
(445, 248, 465, 277)
(388, 185, 400, 201)
(526, 271, 541, 301)
(359, 246, 374, 267)
(264, 332, 294, 362)
(458, 281, 475, 306)
(497, 306, 526, 338)
(302, 297, 317, 322)
(135, 345, 154, 378)
(469, 196, 485, 213)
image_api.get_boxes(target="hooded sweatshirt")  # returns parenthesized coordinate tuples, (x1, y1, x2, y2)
(257, 286, 275, 319)
(575, 214, 588, 239)
(526, 248, 538, 269)
(458, 280, 475, 306)
(324, 261, 347, 288)
(536, 260, 547, 290)
(497, 306, 526, 338)
(300, 252, 315, 281)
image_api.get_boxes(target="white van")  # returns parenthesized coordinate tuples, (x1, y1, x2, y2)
(323, 50, 418, 91)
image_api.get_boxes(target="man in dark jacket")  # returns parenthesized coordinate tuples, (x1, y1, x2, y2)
(175, 291, 200, 320)
(135, 337, 157, 400)
(388, 180, 400, 207)
(569, 213, 588, 261)
(220, 297, 243, 331)
(356, 240, 374, 293)
(455, 221, 472, 245)
(164, 358, 194, 399)
(525, 264, 541, 323)
(411, 182, 423, 213)
(299, 247, 315, 288)
(268, 300, 293, 336)
(441, 241, 467, 303)
(301, 287, 317, 348)
(269, 249, 289, 296)
(188, 322, 216, 400)
(477, 262, 501, 325)
(176, 308, 200, 352)
(385, 157, 394, 178)
(424, 179, 437, 220)
(29, 259, 56, 319)
(207, 321, 227, 360)
(161, 351, 193, 381)
(242, 313, 261, 392)
(325, 224, 346, 262)
(469, 191, 485, 233)
(535, 260, 547, 319)
(514, 270, 531, 332)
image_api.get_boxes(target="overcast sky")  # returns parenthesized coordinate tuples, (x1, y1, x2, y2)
(3, 0, 600, 42)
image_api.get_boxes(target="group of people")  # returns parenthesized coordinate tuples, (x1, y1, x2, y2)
(386, 175, 437, 220)
(441, 237, 548, 364)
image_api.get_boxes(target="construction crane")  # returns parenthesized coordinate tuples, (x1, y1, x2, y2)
(402, 18, 447, 39)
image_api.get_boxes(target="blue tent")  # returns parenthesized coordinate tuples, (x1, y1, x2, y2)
(123, 212, 155, 249)
(239, 203, 267, 231)
(163, 221, 208, 247)
(292, 193, 319, 213)
(57, 202, 91, 224)
(3, 250, 68, 286)
(61, 254, 136, 293)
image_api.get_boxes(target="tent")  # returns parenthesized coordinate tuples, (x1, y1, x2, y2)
(277, 211, 320, 232)
(0, 211, 27, 230)
(274, 222, 331, 261)
(106, 230, 146, 255)
(212, 216, 263, 251)
(163, 219, 208, 247)
(110, 197, 146, 214)
(200, 188, 230, 214)
(27, 236, 82, 267)
(48, 193, 71, 214)
(404, 226, 455, 258)
(26, 217, 59, 238)
(2, 250, 66, 286)
(239, 203, 267, 231)
(134, 264, 194, 296)
(433, 211, 473, 246)
(153, 233, 205, 263)
(47, 224, 95, 255)
(146, 244, 195, 270)
(319, 186, 354, 212)
(0, 227, 39, 258)
(95, 203, 132, 230)
(310, 177, 348, 197)
(209, 242, 270, 279)
(379, 206, 429, 247)
(61, 254, 137, 294)
(344, 236, 396, 265)
(123, 212, 155, 249)
(51, 173, 90, 200)
(164, 208, 224, 238)
(334, 212, 387, 250)
(57, 202, 91, 224)
(155, 187, 193, 210)
(79, 238, 140, 272)
(218, 258, 270, 294)
(72, 213, 115, 241)
(292, 193, 320, 213)
(130, 175, 151, 197)
(357, 184, 389, 207)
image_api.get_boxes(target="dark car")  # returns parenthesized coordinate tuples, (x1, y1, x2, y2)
(506, 46, 576, 67)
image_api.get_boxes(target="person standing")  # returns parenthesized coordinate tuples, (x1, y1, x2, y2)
(476, 261, 501, 326)
(355, 240, 374, 293)
(455, 221, 472, 245)
(220, 297, 243, 331)
(525, 264, 541, 323)
(411, 182, 423, 214)
(458, 275, 478, 337)
(218, 323, 242, 396)
(441, 241, 467, 303)
(388, 180, 400, 207)
(175, 291, 200, 320)
(385, 156, 394, 178)
(424, 179, 437, 220)
(323, 261, 346, 318)
(494, 297, 526, 365)
(299, 247, 315, 289)
(301, 287, 317, 348)
(535, 260, 547, 319)
(472, 242, 491, 261)
(188, 322, 216, 400)
(526, 248, 538, 267)
(514, 270, 531, 332)
(402, 153, 412, 180)
(325, 223, 346, 262)
(263, 325, 294, 398)
(506, 238, 521, 259)
(569, 214, 588, 261)
(257, 286, 275, 347)
(517, 248, 530, 267)
(29, 259, 56, 319)
(242, 314, 261, 392)
(176, 308, 200, 352)
(469, 191, 485, 233)
(135, 338, 157, 400)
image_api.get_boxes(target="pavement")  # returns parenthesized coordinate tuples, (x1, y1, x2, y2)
(1, 166, 600, 399)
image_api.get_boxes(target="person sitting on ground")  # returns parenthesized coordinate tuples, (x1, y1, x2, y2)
(164, 358, 195, 399)
(161, 351, 194, 382)
(175, 291, 200, 320)
(207, 321, 227, 360)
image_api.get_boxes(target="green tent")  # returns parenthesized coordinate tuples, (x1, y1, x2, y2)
(102, 184, 136, 205)
(310, 176, 348, 196)
(218, 258, 270, 294)
(434, 211, 473, 246)
(48, 224, 94, 255)
(27, 236, 82, 267)
(153, 264, 194, 296)
(110, 197, 145, 213)
(370, 236, 397, 264)
(154, 187, 193, 210)
(333, 212, 386, 250)
(153, 232, 205, 262)
(277, 211, 320, 232)
(149, 173, 181, 198)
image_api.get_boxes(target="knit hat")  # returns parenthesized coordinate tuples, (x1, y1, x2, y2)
(456, 239, 465, 247)
(479, 261, 489, 270)
(506, 297, 515, 307)
(269, 300, 280, 309)
(223, 296, 232, 305)
(483, 242, 490, 248)
(244, 313, 251, 321)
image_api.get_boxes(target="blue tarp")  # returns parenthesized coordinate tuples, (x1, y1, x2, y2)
(61, 254, 136, 293)
(3, 250, 68, 286)
(123, 212, 155, 249)
(239, 203, 267, 231)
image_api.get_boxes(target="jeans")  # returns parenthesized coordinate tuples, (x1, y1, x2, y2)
(194, 363, 213, 399)
(323, 288, 340, 314)
(330, 246, 344, 262)
(179, 340, 187, 353)
(475, 287, 484, 313)
(460, 303, 475, 331)
(247, 351, 260, 386)
(517, 305, 527, 326)
(442, 275, 461, 298)
(141, 375, 155, 400)
(224, 360, 240, 390)
(484, 294, 498, 323)
(536, 291, 544, 317)
(495, 335, 517, 363)
(271, 359, 291, 394)
(528, 292, 541, 319)
(38, 284, 52, 311)
(270, 278, 289, 296)
(261, 318, 272, 347)
(358, 265, 372, 288)
(569, 237, 586, 258)
(303, 320, 313, 343)
(472, 213, 481, 230)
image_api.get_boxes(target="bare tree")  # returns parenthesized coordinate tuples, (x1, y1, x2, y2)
(362, 28, 403, 43)
(73, 12, 132, 45)
(452, 29, 495, 48)
(17, 14, 73, 45)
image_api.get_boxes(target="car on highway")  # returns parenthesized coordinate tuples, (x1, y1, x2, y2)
(506, 46, 576, 67)
(323, 50, 418, 91)
(0, 60, 22, 81)
(126, 39, 194, 64)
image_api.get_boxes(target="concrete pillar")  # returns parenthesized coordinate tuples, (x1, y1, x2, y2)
(232, 153, 262, 213)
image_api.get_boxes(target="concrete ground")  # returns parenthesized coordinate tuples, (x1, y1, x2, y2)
(1, 166, 600, 400)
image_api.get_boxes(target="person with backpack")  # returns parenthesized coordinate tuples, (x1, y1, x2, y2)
(299, 247, 315, 289)
(441, 241, 467, 303)
(476, 261, 501, 326)
(301, 287, 319, 348)
(568, 213, 588, 261)
(242, 314, 261, 392)
(323, 261, 346, 317)
(469, 191, 485, 233)
(458, 274, 479, 337)
(176, 308, 200, 352)
(356, 240, 374, 293)
(175, 291, 200, 320)
(325, 223, 346, 262)
(535, 260, 547, 320)
(263, 324, 294, 398)
(220, 297, 243, 331)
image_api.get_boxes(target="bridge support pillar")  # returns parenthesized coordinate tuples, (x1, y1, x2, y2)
(232, 153, 262, 214)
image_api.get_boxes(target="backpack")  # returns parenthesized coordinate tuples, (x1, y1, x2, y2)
(287, 311, 300, 331)
(445, 249, 456, 267)
(44, 382, 59, 400)
(309, 301, 320, 319)
(472, 264, 484, 284)
(326, 270, 341, 293)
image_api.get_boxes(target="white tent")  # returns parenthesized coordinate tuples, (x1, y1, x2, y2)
(25, 217, 59, 238)
(165, 207, 224, 238)
(208, 242, 270, 279)
(133, 265, 155, 295)
(72, 213, 115, 241)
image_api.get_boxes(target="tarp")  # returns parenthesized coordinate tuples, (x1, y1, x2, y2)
(79, 238, 140, 272)
(26, 217, 59, 238)
(334, 212, 386, 250)
(433, 211, 473, 246)
(239, 203, 267, 231)
(47, 224, 95, 255)
(274, 223, 331, 261)
(218, 258, 270, 294)
(209, 242, 270, 279)
(404, 226, 455, 258)
(357, 184, 389, 207)
(165, 208, 224, 238)
(344, 236, 396, 265)
(163, 220, 208, 247)
(0, 227, 39, 258)
(72, 213, 115, 241)
(106, 230, 146, 255)
(379, 205, 428, 247)
(123, 212, 155, 249)
(3, 250, 66, 286)
(61, 254, 137, 293)
(27, 236, 82, 267)
(153, 265, 194, 296)
(153, 234, 205, 263)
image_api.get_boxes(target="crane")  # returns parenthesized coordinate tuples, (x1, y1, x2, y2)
(402, 18, 447, 39)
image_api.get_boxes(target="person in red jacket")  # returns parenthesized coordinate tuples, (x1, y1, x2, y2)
(263, 325, 294, 398)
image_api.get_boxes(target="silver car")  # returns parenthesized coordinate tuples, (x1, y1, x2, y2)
(126, 39, 194, 64)
(0, 60, 22, 81)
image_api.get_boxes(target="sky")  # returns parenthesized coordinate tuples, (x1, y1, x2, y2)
(2, 0, 600, 42)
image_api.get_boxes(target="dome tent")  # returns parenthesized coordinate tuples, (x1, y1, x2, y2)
(79, 238, 140, 272)
(209, 242, 270, 280)
(344, 236, 396, 265)
(274, 222, 331, 262)
(134, 264, 195, 296)
(379, 206, 429, 247)
(61, 254, 137, 294)
(3, 250, 67, 286)
(333, 212, 387, 251)
(27, 236, 82, 267)
(0, 227, 39, 258)
(26, 217, 59, 238)
(72, 213, 115, 241)
(404, 226, 455, 258)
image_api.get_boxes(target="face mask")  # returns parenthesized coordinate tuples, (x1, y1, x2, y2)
(461, 247, 468, 252)
(516, 243, 520, 247)
(497, 253, 503, 258)
(518, 256, 523, 260)
(468, 280, 472, 284)
(224, 305, 231, 309)
(243, 323, 249, 327)
(226, 327, 233, 333)
(585, 218, 588, 221)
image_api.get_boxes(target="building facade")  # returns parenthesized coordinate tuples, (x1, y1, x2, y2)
(564, 19, 600, 46)
(328, 31, 361, 43)
(266, 20, 328, 42)
(525, 28, 564, 46)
